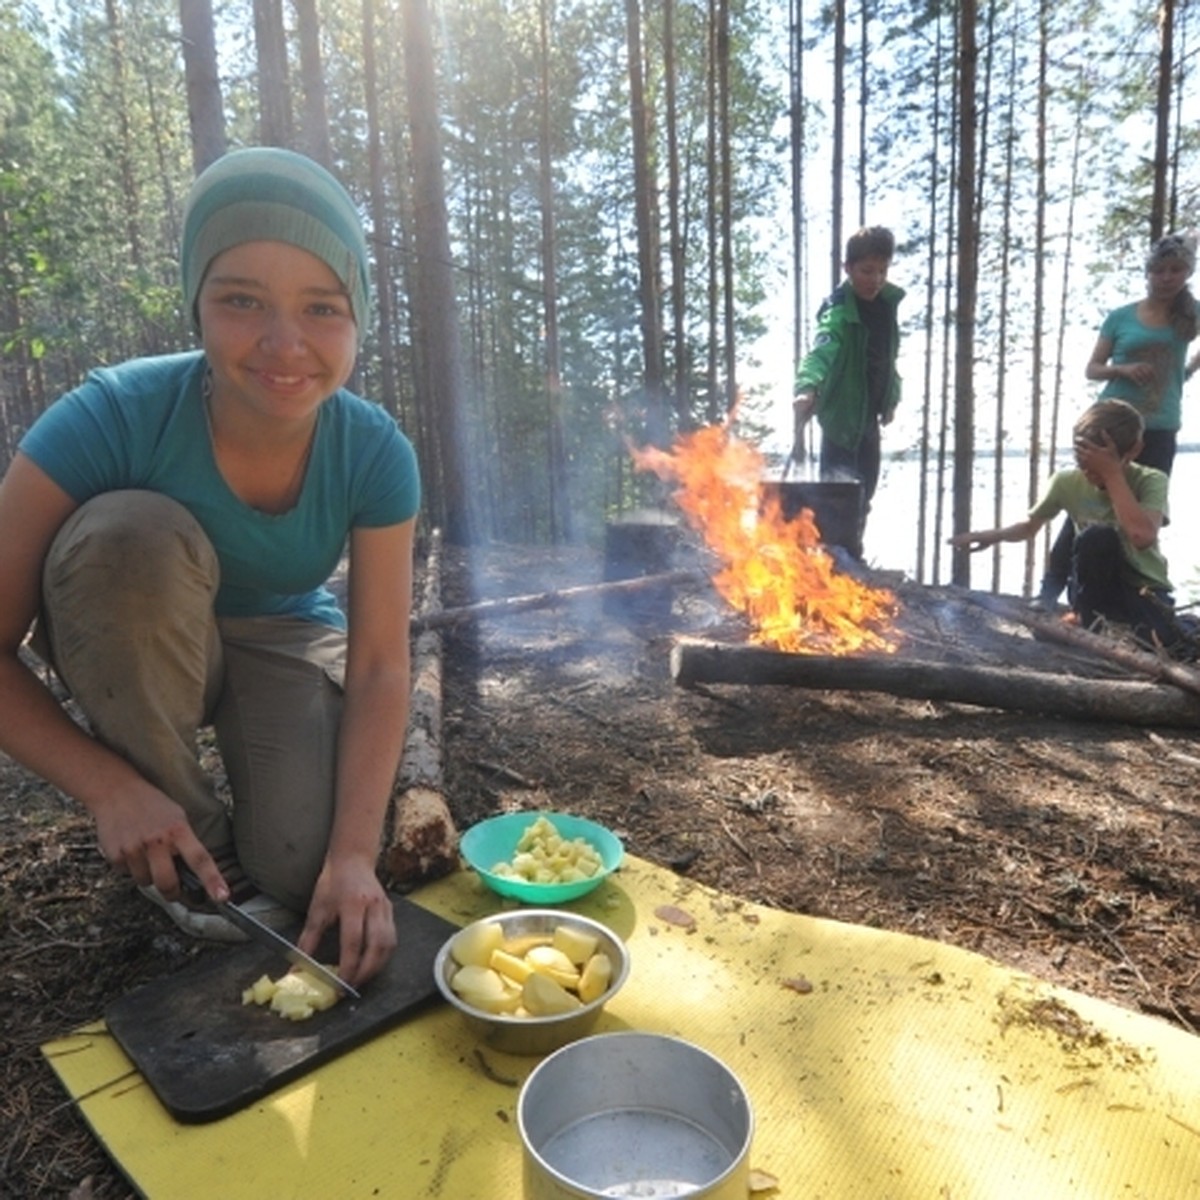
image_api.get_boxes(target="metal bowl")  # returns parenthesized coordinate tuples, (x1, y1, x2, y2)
(433, 909, 630, 1056)
(518, 1031, 754, 1199)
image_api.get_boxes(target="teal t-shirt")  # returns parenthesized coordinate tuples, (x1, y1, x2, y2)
(19, 352, 420, 629)
(1096, 302, 1189, 431)
(1029, 462, 1171, 591)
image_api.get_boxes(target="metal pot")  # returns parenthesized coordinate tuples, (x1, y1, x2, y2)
(518, 1031, 753, 1199)
(760, 479, 864, 557)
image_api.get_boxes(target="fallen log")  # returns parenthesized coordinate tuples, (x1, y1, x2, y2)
(385, 529, 460, 890)
(670, 637, 1200, 728)
(410, 568, 706, 632)
(961, 590, 1200, 702)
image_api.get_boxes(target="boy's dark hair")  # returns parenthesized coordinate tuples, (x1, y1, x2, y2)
(1074, 400, 1144, 457)
(845, 226, 895, 265)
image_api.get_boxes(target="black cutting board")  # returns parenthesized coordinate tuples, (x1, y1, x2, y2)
(105, 894, 459, 1123)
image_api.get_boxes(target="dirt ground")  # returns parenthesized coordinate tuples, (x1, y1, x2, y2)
(4, 540, 1200, 1198)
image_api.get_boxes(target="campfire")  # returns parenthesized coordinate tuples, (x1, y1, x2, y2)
(632, 422, 898, 655)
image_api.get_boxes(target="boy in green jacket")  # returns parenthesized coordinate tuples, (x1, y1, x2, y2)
(792, 226, 905, 559)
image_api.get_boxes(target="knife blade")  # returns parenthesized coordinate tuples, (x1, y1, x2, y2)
(176, 864, 361, 1001)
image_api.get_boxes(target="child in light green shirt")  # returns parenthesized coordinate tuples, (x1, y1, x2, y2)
(951, 400, 1184, 653)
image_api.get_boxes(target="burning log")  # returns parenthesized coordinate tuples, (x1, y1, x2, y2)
(386, 530, 460, 889)
(410, 568, 706, 633)
(670, 637, 1200, 728)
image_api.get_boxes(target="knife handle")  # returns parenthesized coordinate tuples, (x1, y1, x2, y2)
(174, 860, 214, 910)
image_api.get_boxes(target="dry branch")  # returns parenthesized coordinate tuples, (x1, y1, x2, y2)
(670, 637, 1200, 728)
(410, 568, 706, 632)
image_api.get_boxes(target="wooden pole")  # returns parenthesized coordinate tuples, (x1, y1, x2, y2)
(411, 568, 706, 633)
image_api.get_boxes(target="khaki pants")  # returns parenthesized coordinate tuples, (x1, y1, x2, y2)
(37, 490, 346, 910)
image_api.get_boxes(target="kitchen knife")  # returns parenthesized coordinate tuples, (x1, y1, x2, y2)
(176, 863, 361, 1001)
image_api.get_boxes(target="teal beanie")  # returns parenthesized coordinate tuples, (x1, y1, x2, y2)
(181, 147, 371, 345)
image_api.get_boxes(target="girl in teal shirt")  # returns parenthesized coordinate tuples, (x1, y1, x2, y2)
(0, 149, 418, 989)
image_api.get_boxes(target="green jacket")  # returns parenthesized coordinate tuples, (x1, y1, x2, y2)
(794, 280, 905, 450)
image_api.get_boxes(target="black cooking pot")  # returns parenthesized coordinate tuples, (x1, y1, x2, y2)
(759, 480, 864, 556)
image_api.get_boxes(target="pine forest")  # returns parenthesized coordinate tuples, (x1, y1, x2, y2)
(2, 0, 1197, 593)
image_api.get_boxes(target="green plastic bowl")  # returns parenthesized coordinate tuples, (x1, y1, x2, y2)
(460, 812, 624, 903)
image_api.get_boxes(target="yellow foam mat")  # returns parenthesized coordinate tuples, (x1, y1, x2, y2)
(43, 855, 1200, 1198)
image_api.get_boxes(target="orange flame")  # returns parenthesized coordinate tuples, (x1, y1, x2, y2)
(632, 423, 898, 655)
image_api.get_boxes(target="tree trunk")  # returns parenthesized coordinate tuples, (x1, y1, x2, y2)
(1023, 1, 1050, 595)
(1150, 0, 1175, 240)
(669, 638, 1200, 729)
(716, 0, 735, 416)
(104, 0, 144, 277)
(361, 0, 400, 419)
(950, 0, 977, 587)
(253, 0, 293, 147)
(537, 0, 570, 542)
(990, 23, 1018, 593)
(291, 0, 333, 168)
(625, 0, 667, 446)
(403, 0, 475, 545)
(178, 0, 226, 174)
(789, 0, 807, 372)
(704, 0, 720, 424)
(829, 0, 846, 291)
(856, 1, 867, 226)
(914, 9, 945, 587)
(664, 0, 689, 429)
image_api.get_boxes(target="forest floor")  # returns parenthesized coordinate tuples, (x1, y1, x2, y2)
(4, 539, 1200, 1198)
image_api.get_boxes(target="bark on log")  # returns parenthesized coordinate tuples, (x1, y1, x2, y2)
(670, 637, 1200, 728)
(410, 568, 706, 632)
(961, 590, 1200, 701)
(385, 529, 460, 889)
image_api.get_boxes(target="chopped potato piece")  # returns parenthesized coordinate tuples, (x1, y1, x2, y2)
(578, 952, 613, 1003)
(242, 965, 343, 1022)
(551, 924, 599, 966)
(489, 816, 604, 884)
(525, 944, 581, 989)
(242, 974, 276, 1006)
(490, 947, 535, 985)
(522, 971, 583, 1016)
(449, 920, 618, 1020)
(451, 921, 505, 969)
(503, 933, 554, 958)
(450, 964, 522, 1014)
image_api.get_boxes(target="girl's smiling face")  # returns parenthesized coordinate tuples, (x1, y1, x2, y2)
(197, 240, 358, 426)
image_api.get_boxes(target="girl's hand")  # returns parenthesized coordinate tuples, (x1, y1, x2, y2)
(299, 854, 398, 987)
(94, 783, 228, 902)
(1120, 361, 1155, 387)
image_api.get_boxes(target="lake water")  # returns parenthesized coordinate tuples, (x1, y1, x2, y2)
(854, 447, 1200, 607)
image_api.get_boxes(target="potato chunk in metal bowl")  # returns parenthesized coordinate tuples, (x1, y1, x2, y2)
(433, 909, 630, 1055)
